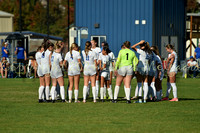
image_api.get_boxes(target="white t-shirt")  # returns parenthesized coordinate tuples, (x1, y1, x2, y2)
(64, 50, 81, 70)
(51, 52, 63, 70)
(91, 47, 101, 59)
(99, 54, 111, 71)
(82, 50, 97, 65)
(187, 60, 197, 66)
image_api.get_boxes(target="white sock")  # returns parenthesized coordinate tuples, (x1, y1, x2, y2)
(103, 85, 106, 97)
(126, 88, 131, 100)
(151, 82, 156, 97)
(74, 90, 79, 100)
(45, 86, 50, 100)
(92, 86, 96, 100)
(143, 83, 148, 100)
(166, 82, 171, 97)
(138, 83, 142, 97)
(114, 86, 120, 100)
(60, 86, 65, 100)
(124, 86, 126, 97)
(96, 80, 99, 97)
(87, 81, 91, 96)
(68, 90, 72, 100)
(107, 88, 113, 99)
(100, 87, 104, 99)
(38, 86, 44, 99)
(51, 86, 56, 100)
(171, 83, 178, 98)
(135, 85, 138, 97)
(83, 86, 87, 100)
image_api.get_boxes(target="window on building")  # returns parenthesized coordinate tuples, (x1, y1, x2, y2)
(91, 36, 106, 47)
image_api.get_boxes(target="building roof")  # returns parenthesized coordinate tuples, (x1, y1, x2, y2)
(0, 10, 14, 17)
(0, 31, 63, 40)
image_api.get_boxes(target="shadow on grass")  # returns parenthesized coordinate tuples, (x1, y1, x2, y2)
(178, 98, 200, 101)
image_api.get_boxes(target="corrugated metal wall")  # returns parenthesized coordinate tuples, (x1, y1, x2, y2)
(75, 0, 153, 56)
(153, 0, 186, 60)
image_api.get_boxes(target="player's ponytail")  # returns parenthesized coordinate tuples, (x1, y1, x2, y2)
(85, 41, 91, 56)
(70, 43, 78, 58)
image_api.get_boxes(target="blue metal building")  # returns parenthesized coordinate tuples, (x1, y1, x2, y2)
(75, 0, 186, 60)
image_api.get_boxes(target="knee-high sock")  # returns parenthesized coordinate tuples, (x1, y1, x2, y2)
(108, 88, 113, 100)
(96, 80, 99, 97)
(135, 85, 138, 97)
(45, 86, 50, 100)
(87, 81, 91, 96)
(51, 86, 56, 100)
(68, 90, 72, 100)
(125, 88, 131, 100)
(138, 83, 142, 97)
(103, 85, 106, 97)
(151, 82, 156, 97)
(171, 83, 178, 98)
(100, 87, 104, 100)
(60, 86, 65, 100)
(143, 83, 148, 100)
(38, 86, 44, 99)
(166, 82, 171, 97)
(83, 86, 87, 100)
(114, 86, 120, 100)
(92, 86, 96, 100)
(74, 90, 79, 100)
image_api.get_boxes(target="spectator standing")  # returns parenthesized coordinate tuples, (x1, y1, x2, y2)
(1, 42, 10, 65)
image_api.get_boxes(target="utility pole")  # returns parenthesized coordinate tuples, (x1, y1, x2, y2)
(47, 0, 49, 39)
(68, 0, 70, 51)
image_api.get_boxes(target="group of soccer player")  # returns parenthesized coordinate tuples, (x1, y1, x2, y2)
(36, 39, 179, 103)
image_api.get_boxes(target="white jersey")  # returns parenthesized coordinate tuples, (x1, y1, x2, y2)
(64, 50, 81, 76)
(91, 47, 101, 60)
(155, 55, 164, 80)
(169, 51, 178, 73)
(50, 52, 63, 78)
(99, 54, 111, 72)
(108, 52, 115, 72)
(35, 51, 43, 77)
(41, 49, 51, 74)
(82, 50, 97, 76)
(136, 49, 149, 75)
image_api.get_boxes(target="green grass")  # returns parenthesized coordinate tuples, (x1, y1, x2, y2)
(0, 77, 200, 133)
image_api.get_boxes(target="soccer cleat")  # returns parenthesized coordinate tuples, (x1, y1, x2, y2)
(100, 99, 104, 102)
(143, 100, 147, 103)
(112, 99, 117, 103)
(126, 100, 131, 104)
(52, 100, 55, 103)
(134, 100, 142, 103)
(75, 100, 80, 103)
(96, 97, 99, 100)
(83, 100, 86, 103)
(68, 100, 72, 103)
(38, 99, 43, 103)
(169, 98, 178, 102)
(93, 99, 97, 103)
(162, 97, 169, 101)
(61, 99, 66, 103)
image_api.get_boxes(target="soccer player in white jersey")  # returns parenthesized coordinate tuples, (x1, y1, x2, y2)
(99, 47, 113, 102)
(35, 46, 45, 103)
(41, 41, 54, 101)
(131, 40, 153, 103)
(91, 40, 101, 98)
(82, 41, 97, 103)
(162, 44, 178, 101)
(49, 44, 65, 103)
(150, 46, 164, 101)
(64, 43, 82, 103)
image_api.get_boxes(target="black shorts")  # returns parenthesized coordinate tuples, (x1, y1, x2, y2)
(17, 59, 25, 65)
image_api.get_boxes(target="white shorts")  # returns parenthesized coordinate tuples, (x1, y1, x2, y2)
(84, 65, 96, 76)
(68, 66, 80, 76)
(101, 70, 110, 80)
(50, 69, 63, 79)
(37, 66, 44, 77)
(41, 65, 50, 75)
(118, 66, 133, 76)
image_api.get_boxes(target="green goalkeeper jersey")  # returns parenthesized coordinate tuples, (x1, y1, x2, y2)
(115, 48, 138, 71)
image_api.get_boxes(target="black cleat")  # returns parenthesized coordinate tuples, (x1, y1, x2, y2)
(126, 100, 131, 104)
(61, 99, 66, 102)
(52, 100, 55, 103)
(101, 99, 104, 102)
(112, 99, 117, 103)
(38, 99, 43, 103)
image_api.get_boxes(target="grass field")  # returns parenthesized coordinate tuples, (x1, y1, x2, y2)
(0, 76, 200, 133)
